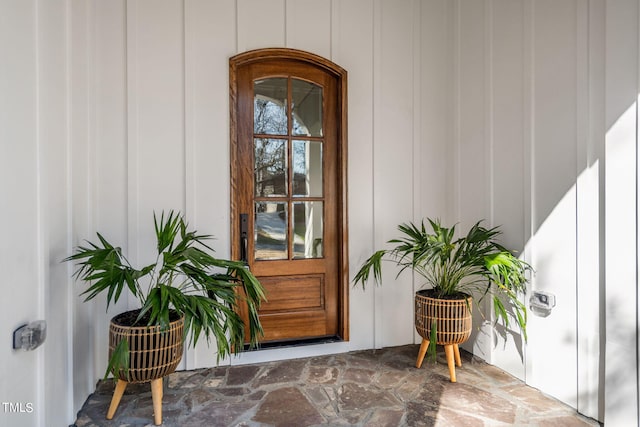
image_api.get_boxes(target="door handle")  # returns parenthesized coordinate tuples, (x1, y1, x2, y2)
(240, 213, 249, 264)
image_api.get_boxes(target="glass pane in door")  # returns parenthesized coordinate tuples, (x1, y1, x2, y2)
(255, 202, 288, 260)
(292, 140, 323, 197)
(292, 79, 323, 137)
(254, 78, 288, 135)
(254, 138, 287, 197)
(293, 201, 323, 259)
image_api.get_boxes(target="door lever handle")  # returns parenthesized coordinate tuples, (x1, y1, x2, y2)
(241, 236, 248, 264)
(240, 213, 249, 264)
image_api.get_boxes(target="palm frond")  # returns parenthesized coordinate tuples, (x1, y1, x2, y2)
(65, 209, 267, 376)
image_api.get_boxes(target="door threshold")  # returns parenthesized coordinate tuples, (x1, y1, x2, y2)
(243, 336, 342, 352)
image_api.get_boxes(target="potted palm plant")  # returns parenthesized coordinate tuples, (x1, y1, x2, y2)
(353, 218, 531, 382)
(65, 211, 266, 425)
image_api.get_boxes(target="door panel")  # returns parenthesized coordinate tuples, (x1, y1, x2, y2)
(230, 49, 348, 344)
(257, 275, 324, 313)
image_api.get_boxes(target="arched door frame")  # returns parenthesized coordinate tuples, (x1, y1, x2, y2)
(229, 48, 349, 342)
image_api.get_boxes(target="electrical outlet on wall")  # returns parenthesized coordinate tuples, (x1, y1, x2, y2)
(12, 321, 46, 351)
(529, 291, 556, 318)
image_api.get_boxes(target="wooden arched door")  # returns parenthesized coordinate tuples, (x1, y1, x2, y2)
(230, 48, 349, 345)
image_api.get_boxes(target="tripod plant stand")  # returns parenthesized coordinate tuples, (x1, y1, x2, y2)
(414, 291, 472, 383)
(105, 311, 184, 425)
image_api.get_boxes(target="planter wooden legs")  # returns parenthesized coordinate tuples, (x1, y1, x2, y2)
(151, 378, 163, 426)
(415, 338, 463, 383)
(415, 339, 430, 369)
(106, 380, 127, 420)
(106, 378, 164, 425)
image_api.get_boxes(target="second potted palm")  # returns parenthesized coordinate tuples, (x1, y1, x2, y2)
(354, 218, 531, 382)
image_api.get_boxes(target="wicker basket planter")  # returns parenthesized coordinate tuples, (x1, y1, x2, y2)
(414, 290, 472, 382)
(108, 310, 184, 382)
(106, 309, 184, 425)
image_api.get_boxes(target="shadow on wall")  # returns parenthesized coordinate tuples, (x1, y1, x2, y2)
(482, 89, 636, 423)
(511, 90, 639, 423)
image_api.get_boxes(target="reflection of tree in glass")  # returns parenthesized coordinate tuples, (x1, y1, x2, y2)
(254, 98, 287, 135)
(254, 138, 286, 197)
(293, 141, 306, 173)
(292, 114, 308, 136)
(292, 141, 307, 195)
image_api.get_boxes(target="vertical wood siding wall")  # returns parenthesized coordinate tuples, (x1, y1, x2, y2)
(3, 0, 638, 425)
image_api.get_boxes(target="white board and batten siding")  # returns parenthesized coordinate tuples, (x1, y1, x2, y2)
(4, 1, 640, 425)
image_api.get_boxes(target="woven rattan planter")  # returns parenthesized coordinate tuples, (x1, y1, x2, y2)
(414, 290, 472, 382)
(108, 309, 184, 383)
(414, 290, 472, 344)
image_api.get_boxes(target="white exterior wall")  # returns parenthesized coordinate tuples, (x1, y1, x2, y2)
(455, 0, 586, 406)
(1, 3, 47, 426)
(2, 0, 639, 426)
(604, 0, 639, 425)
(452, 0, 607, 422)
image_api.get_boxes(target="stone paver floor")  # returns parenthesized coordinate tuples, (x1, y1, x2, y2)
(73, 344, 601, 426)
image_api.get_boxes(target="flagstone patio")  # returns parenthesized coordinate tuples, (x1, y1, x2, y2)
(72, 344, 600, 426)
